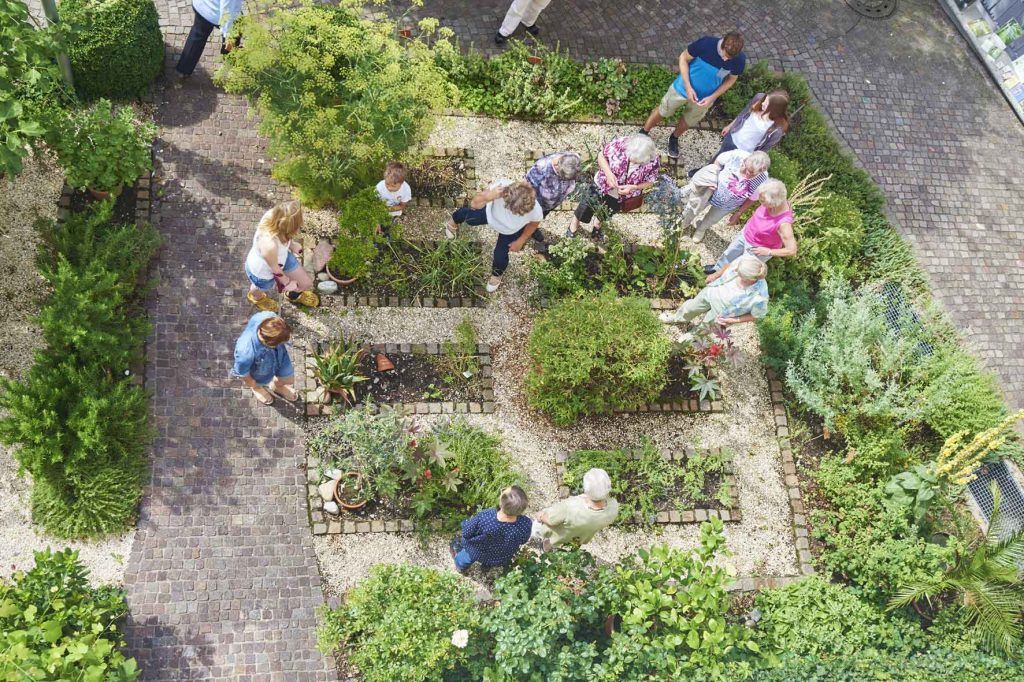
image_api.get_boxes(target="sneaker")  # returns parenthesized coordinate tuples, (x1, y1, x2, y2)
(687, 167, 699, 179)
(703, 264, 717, 275)
(247, 291, 279, 312)
(525, 24, 539, 36)
(667, 135, 680, 159)
(494, 31, 508, 45)
(658, 312, 679, 324)
(692, 226, 707, 243)
(445, 218, 457, 239)
(637, 127, 650, 136)
(485, 277, 502, 293)
(564, 226, 578, 238)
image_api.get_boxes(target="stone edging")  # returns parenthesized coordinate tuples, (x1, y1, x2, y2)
(766, 367, 815, 577)
(614, 393, 724, 415)
(554, 446, 740, 524)
(315, 239, 489, 308)
(302, 341, 495, 417)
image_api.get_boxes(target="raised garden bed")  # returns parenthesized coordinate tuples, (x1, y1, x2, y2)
(304, 342, 495, 417)
(555, 445, 740, 525)
(405, 147, 475, 206)
(314, 238, 489, 308)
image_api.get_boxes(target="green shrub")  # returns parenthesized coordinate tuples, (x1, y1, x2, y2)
(219, 3, 456, 206)
(786, 278, 921, 435)
(811, 457, 953, 602)
(768, 192, 865, 291)
(51, 99, 156, 192)
(859, 212, 929, 294)
(0, 548, 140, 679)
(756, 280, 814, 374)
(1, 0, 70, 176)
(328, 188, 391, 279)
(530, 236, 593, 299)
(720, 61, 812, 117)
(765, 149, 802, 189)
(526, 292, 670, 425)
(61, 0, 163, 100)
(30, 462, 144, 538)
(755, 648, 1024, 682)
(912, 343, 1006, 440)
(843, 425, 917, 481)
(317, 564, 478, 681)
(755, 576, 923, 660)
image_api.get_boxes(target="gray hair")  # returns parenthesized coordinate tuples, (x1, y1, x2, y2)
(555, 153, 581, 181)
(758, 179, 787, 209)
(582, 468, 612, 502)
(625, 135, 656, 164)
(736, 255, 768, 281)
(499, 485, 528, 516)
(742, 151, 771, 175)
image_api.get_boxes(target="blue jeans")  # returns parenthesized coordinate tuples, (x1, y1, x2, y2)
(246, 251, 299, 290)
(451, 206, 544, 276)
(453, 550, 474, 572)
(713, 232, 773, 270)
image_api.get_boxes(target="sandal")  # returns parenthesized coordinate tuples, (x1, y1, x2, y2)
(564, 226, 578, 238)
(271, 383, 299, 402)
(286, 290, 320, 307)
(591, 226, 604, 240)
(251, 387, 275, 406)
(247, 291, 279, 312)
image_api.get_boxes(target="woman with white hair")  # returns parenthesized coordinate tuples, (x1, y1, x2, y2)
(706, 179, 796, 273)
(566, 134, 660, 239)
(533, 468, 620, 550)
(659, 255, 770, 328)
(689, 149, 771, 243)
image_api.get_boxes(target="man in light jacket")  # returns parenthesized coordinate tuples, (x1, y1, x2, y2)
(175, 0, 243, 78)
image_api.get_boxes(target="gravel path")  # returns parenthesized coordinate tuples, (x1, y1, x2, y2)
(306, 117, 798, 594)
(0, 153, 135, 586)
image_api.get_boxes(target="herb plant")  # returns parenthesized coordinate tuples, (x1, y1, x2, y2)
(311, 337, 368, 404)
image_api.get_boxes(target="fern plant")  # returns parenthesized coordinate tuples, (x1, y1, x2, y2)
(888, 483, 1024, 656)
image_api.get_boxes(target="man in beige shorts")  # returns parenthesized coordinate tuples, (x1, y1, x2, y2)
(640, 33, 746, 160)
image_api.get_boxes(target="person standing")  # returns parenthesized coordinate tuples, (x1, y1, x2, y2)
(713, 90, 790, 158)
(640, 33, 746, 159)
(231, 312, 297, 406)
(707, 179, 796, 273)
(446, 180, 544, 293)
(525, 151, 581, 217)
(375, 161, 412, 219)
(533, 468, 619, 550)
(175, 0, 243, 78)
(450, 486, 532, 573)
(495, 0, 551, 44)
(689, 149, 770, 243)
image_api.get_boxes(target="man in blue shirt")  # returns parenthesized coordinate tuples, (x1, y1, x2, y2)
(175, 0, 243, 79)
(231, 312, 296, 406)
(450, 486, 532, 573)
(641, 33, 746, 160)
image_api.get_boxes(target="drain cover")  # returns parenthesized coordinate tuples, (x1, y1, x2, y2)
(845, 0, 898, 19)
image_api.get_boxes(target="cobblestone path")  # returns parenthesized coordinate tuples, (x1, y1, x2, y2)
(407, 0, 1024, 408)
(120, 8, 336, 679)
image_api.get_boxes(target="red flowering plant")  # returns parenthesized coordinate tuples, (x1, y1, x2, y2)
(679, 323, 740, 401)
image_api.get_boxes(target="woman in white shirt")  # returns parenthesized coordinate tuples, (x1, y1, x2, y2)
(244, 201, 319, 311)
(445, 180, 544, 292)
(690, 90, 789, 176)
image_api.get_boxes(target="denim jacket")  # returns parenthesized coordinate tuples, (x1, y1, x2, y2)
(726, 93, 787, 153)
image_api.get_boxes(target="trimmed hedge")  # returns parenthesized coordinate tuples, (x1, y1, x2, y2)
(61, 0, 164, 100)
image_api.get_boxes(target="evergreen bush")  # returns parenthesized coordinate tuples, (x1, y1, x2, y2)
(525, 292, 670, 425)
(61, 0, 163, 100)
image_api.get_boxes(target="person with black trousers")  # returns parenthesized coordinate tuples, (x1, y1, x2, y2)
(175, 0, 243, 78)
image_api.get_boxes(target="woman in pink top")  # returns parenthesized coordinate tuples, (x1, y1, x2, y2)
(708, 179, 797, 273)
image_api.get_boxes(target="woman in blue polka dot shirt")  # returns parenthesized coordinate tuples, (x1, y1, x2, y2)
(450, 486, 532, 573)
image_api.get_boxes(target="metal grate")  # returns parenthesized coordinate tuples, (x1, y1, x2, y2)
(879, 282, 934, 356)
(967, 461, 1024, 535)
(845, 0, 899, 19)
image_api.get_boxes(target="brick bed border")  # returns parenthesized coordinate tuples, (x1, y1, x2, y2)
(614, 395, 724, 415)
(302, 342, 496, 417)
(554, 446, 740, 524)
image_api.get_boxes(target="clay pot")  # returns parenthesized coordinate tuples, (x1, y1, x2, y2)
(398, 28, 413, 38)
(334, 472, 368, 510)
(375, 353, 395, 373)
(325, 264, 358, 286)
(88, 188, 112, 200)
(527, 55, 543, 65)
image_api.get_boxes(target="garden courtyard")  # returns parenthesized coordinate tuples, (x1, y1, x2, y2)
(4, 0, 1024, 680)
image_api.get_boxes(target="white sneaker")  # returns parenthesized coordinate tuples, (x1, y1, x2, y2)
(692, 226, 707, 243)
(658, 312, 678, 324)
(485, 277, 502, 293)
(444, 220, 457, 239)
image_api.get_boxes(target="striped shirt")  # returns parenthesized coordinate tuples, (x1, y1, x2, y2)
(710, 149, 768, 210)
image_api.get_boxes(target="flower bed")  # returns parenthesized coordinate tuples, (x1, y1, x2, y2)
(305, 408, 521, 536)
(304, 341, 494, 417)
(556, 443, 740, 526)
(405, 147, 475, 206)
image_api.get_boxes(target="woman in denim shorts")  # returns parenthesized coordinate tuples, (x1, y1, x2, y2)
(244, 201, 319, 311)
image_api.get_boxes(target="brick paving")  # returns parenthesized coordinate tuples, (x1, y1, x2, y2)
(405, 0, 1024, 409)
(120, 5, 336, 678)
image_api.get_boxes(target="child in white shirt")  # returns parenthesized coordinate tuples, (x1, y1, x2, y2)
(374, 161, 412, 218)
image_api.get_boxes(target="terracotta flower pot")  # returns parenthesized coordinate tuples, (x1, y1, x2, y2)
(325, 264, 358, 286)
(375, 353, 395, 372)
(398, 28, 412, 38)
(334, 472, 367, 510)
(527, 55, 543, 65)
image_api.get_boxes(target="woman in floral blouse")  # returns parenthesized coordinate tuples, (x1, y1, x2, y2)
(567, 134, 660, 239)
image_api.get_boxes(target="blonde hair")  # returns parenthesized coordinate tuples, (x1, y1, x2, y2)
(736, 255, 767, 281)
(502, 181, 537, 216)
(258, 201, 303, 242)
(743, 151, 771, 175)
(758, 179, 787, 209)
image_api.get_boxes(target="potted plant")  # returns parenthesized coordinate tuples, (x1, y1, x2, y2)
(334, 471, 368, 510)
(311, 337, 369, 404)
(51, 99, 156, 198)
(325, 187, 391, 283)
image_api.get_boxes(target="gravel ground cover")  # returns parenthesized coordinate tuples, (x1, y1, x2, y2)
(0, 153, 135, 585)
(294, 117, 799, 595)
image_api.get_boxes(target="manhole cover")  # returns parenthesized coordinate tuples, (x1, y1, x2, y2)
(845, 0, 898, 19)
